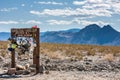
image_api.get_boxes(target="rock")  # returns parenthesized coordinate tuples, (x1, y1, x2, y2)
(0, 56, 5, 62)
(29, 67, 36, 72)
(76, 65, 84, 71)
(25, 63, 30, 69)
(16, 64, 26, 70)
(15, 70, 24, 75)
(85, 62, 90, 65)
(23, 70, 31, 75)
(3, 67, 8, 70)
(84, 65, 92, 71)
(45, 70, 49, 74)
(29, 64, 36, 68)
(3, 62, 11, 67)
(3, 70, 7, 73)
(7, 68, 16, 75)
(92, 65, 100, 71)
(45, 59, 50, 64)
(39, 65, 44, 74)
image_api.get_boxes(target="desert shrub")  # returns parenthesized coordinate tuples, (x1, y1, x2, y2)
(40, 43, 120, 59)
(1, 41, 120, 59)
(104, 53, 114, 62)
(87, 49, 96, 56)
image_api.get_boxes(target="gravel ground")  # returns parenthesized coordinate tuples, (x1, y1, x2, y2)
(0, 53, 120, 80)
(0, 71, 120, 80)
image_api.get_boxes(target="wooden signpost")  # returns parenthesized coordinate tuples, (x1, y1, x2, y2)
(11, 28, 40, 73)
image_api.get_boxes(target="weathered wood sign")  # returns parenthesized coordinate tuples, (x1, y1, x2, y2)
(11, 28, 40, 73)
(11, 28, 37, 37)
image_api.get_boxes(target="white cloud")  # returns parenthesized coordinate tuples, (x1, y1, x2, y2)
(47, 20, 72, 25)
(73, 0, 120, 15)
(83, 3, 111, 9)
(30, 8, 112, 17)
(112, 3, 120, 13)
(73, 1, 87, 5)
(73, 0, 103, 6)
(0, 20, 41, 25)
(87, 0, 103, 4)
(30, 0, 120, 17)
(30, 11, 41, 15)
(34, 1, 63, 5)
(0, 7, 17, 12)
(24, 20, 41, 24)
(80, 20, 109, 26)
(30, 9, 74, 16)
(0, 21, 19, 24)
(47, 19, 109, 26)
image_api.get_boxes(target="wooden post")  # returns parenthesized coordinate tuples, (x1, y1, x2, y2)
(33, 28, 40, 73)
(11, 31, 15, 68)
(33, 45, 36, 64)
(36, 28, 40, 73)
(11, 50, 15, 68)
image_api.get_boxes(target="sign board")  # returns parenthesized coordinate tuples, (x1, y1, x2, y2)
(11, 28, 37, 37)
(11, 28, 40, 74)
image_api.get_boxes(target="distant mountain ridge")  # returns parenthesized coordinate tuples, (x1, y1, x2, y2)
(72, 24, 120, 45)
(0, 24, 120, 46)
(41, 24, 120, 46)
(0, 32, 10, 41)
(0, 28, 80, 41)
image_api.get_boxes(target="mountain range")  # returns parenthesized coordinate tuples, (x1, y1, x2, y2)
(0, 32, 10, 41)
(40, 24, 120, 46)
(0, 24, 120, 46)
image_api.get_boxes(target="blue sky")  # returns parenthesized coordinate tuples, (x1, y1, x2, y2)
(0, 0, 120, 32)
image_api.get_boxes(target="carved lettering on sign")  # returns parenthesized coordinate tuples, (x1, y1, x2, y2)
(11, 28, 37, 37)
